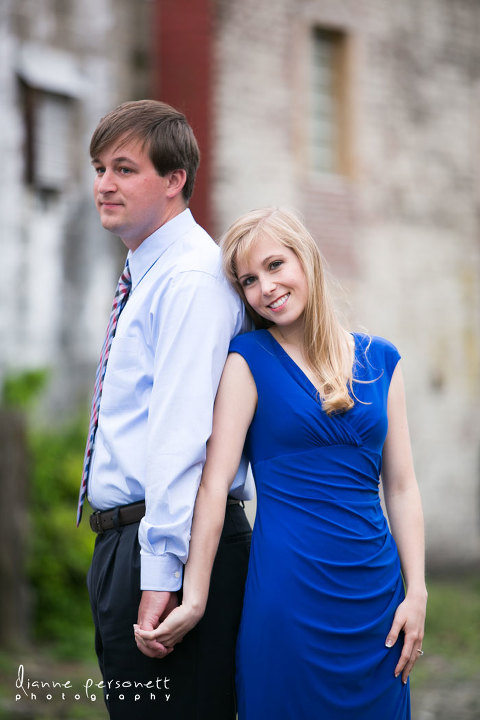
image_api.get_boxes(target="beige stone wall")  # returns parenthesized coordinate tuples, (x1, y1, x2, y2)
(213, 0, 480, 568)
(355, 0, 480, 567)
(212, 0, 298, 236)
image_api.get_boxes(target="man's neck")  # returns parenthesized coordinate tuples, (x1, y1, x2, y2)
(123, 202, 188, 252)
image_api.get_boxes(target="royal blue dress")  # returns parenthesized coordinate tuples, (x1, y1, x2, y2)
(230, 330, 410, 720)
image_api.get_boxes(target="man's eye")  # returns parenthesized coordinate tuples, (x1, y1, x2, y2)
(119, 167, 132, 174)
(94, 167, 105, 175)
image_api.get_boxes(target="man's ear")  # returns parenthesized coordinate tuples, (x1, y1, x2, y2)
(165, 169, 187, 198)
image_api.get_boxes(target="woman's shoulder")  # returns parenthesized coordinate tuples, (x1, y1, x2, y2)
(229, 328, 271, 354)
(353, 332, 401, 376)
(354, 332, 400, 355)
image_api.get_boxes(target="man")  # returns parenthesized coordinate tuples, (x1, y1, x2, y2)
(78, 100, 252, 719)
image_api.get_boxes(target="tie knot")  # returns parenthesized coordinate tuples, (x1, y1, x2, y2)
(120, 262, 132, 288)
(116, 263, 132, 300)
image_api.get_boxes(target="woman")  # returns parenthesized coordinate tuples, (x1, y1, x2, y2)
(135, 207, 427, 719)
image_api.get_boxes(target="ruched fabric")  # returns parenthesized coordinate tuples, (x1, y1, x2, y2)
(230, 330, 410, 720)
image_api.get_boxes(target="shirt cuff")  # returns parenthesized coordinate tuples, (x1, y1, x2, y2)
(140, 551, 184, 591)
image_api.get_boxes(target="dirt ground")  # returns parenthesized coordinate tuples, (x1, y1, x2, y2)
(411, 653, 480, 720)
(413, 677, 480, 720)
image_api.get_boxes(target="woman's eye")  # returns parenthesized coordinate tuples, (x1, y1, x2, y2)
(242, 276, 255, 288)
(269, 260, 283, 270)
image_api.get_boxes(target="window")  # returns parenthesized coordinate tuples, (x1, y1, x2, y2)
(310, 27, 351, 176)
(34, 92, 73, 190)
(21, 84, 74, 192)
(16, 43, 85, 195)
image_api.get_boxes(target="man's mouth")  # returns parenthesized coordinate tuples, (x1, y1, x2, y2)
(100, 201, 122, 209)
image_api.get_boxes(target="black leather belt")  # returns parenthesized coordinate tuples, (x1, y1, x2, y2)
(89, 497, 241, 534)
(89, 501, 145, 534)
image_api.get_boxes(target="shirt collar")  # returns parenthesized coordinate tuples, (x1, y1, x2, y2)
(127, 209, 197, 290)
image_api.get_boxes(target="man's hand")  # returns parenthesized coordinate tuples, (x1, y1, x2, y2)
(134, 590, 179, 659)
(135, 600, 205, 649)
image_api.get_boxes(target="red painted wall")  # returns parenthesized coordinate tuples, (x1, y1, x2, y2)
(152, 0, 213, 233)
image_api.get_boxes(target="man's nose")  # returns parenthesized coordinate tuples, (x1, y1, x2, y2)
(97, 169, 116, 192)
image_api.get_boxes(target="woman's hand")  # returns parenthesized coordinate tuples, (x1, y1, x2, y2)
(134, 600, 205, 649)
(385, 590, 428, 683)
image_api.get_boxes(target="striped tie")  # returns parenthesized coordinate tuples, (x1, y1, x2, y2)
(76, 262, 132, 525)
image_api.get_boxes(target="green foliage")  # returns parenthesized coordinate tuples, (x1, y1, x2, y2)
(425, 574, 480, 675)
(0, 369, 95, 661)
(425, 574, 480, 656)
(2, 369, 49, 409)
(411, 573, 480, 689)
(27, 421, 96, 660)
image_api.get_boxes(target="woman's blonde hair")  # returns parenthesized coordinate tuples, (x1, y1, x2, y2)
(221, 207, 354, 414)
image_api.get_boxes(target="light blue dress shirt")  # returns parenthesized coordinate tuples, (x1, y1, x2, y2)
(88, 209, 253, 591)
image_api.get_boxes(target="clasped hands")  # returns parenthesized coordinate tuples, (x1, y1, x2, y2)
(134, 590, 205, 659)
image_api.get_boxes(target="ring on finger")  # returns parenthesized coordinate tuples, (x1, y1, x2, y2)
(417, 649, 424, 656)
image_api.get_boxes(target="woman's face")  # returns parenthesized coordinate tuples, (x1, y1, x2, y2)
(236, 234, 309, 332)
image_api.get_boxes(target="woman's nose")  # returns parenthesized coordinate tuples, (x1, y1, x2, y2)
(260, 276, 276, 296)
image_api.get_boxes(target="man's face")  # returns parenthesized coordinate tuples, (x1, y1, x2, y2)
(91, 136, 172, 250)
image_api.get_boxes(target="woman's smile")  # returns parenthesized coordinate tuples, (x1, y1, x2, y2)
(268, 292, 290, 311)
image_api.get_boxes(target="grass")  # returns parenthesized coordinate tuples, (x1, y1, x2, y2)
(0, 646, 106, 719)
(410, 571, 480, 690)
(409, 572, 480, 719)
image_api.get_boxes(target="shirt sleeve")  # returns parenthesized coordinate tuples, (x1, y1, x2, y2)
(138, 270, 244, 591)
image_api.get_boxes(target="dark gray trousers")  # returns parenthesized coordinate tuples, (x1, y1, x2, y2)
(87, 503, 251, 720)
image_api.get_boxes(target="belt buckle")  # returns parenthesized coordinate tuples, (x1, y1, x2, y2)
(91, 511, 104, 534)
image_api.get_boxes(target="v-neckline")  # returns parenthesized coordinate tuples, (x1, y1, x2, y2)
(263, 329, 358, 403)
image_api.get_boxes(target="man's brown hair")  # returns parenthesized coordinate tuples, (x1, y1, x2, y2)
(90, 99, 200, 202)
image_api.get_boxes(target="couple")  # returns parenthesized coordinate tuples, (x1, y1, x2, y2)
(80, 100, 426, 720)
